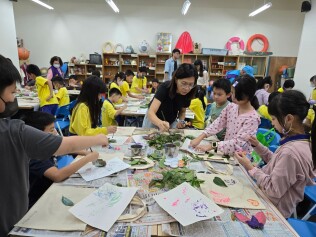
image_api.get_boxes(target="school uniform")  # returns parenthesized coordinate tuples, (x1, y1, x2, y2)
(130, 76, 147, 94)
(189, 98, 205, 130)
(120, 81, 130, 97)
(101, 99, 117, 127)
(35, 76, 58, 115)
(55, 87, 70, 107)
(109, 83, 123, 104)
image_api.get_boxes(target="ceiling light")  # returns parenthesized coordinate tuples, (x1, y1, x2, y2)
(182, 0, 191, 15)
(106, 0, 119, 13)
(249, 2, 272, 17)
(31, 0, 54, 10)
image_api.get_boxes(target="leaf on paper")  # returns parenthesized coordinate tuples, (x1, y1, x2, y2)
(213, 177, 228, 187)
(62, 196, 74, 206)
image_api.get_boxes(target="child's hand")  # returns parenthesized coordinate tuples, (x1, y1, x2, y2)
(86, 151, 99, 162)
(194, 144, 212, 152)
(248, 136, 259, 147)
(138, 95, 145, 99)
(157, 121, 170, 132)
(107, 126, 117, 134)
(190, 138, 201, 148)
(234, 151, 253, 171)
(95, 134, 109, 147)
(176, 121, 186, 129)
(46, 95, 52, 102)
(122, 104, 128, 110)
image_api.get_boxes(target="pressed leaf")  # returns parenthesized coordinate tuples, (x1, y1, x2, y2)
(62, 196, 74, 206)
(109, 139, 117, 143)
(208, 153, 214, 157)
(213, 177, 228, 187)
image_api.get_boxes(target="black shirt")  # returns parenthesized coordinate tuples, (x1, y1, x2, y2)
(149, 81, 191, 124)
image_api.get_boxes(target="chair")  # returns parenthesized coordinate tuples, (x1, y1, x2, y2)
(287, 218, 316, 237)
(302, 184, 316, 220)
(55, 104, 71, 136)
(204, 103, 212, 122)
(69, 100, 77, 110)
(56, 155, 74, 169)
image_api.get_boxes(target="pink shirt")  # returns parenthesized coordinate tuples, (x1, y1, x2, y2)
(249, 137, 315, 218)
(255, 89, 270, 106)
(204, 103, 260, 155)
(47, 68, 63, 80)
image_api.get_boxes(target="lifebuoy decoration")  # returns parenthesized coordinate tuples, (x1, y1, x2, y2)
(226, 37, 245, 51)
(246, 34, 269, 52)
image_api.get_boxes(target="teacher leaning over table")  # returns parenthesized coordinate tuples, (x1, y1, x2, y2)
(142, 63, 198, 132)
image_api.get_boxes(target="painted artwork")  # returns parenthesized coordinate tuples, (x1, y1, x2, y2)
(69, 183, 138, 232)
(78, 158, 130, 181)
(197, 173, 266, 210)
(153, 182, 223, 226)
(156, 32, 172, 53)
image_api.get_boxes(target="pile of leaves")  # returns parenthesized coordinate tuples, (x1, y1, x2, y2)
(147, 133, 182, 150)
(130, 158, 149, 166)
(149, 167, 204, 189)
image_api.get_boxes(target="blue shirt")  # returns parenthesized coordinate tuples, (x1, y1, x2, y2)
(164, 57, 177, 80)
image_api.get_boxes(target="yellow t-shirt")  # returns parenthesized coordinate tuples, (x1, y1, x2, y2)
(307, 109, 315, 124)
(258, 104, 272, 121)
(130, 76, 147, 94)
(70, 103, 108, 136)
(35, 76, 58, 107)
(101, 100, 117, 127)
(189, 98, 205, 129)
(120, 81, 130, 97)
(109, 82, 123, 104)
(277, 87, 284, 93)
(55, 87, 70, 107)
(311, 89, 316, 100)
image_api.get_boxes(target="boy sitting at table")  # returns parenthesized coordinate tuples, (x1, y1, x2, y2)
(68, 74, 82, 89)
(130, 66, 149, 95)
(52, 76, 70, 107)
(102, 88, 127, 127)
(22, 111, 99, 208)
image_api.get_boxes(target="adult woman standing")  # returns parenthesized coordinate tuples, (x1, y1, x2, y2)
(47, 56, 63, 80)
(194, 59, 209, 88)
(142, 63, 198, 131)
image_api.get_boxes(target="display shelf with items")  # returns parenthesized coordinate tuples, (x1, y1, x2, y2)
(223, 56, 238, 76)
(120, 54, 138, 74)
(238, 56, 267, 78)
(196, 55, 209, 72)
(155, 53, 170, 82)
(68, 63, 87, 82)
(209, 56, 225, 79)
(87, 64, 103, 78)
(138, 54, 156, 84)
(182, 54, 196, 64)
(103, 53, 120, 82)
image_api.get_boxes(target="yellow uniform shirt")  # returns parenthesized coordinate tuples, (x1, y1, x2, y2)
(109, 82, 123, 104)
(130, 76, 147, 94)
(307, 109, 315, 124)
(120, 81, 130, 97)
(258, 104, 272, 121)
(35, 76, 58, 107)
(55, 87, 70, 107)
(101, 99, 117, 127)
(70, 103, 108, 136)
(189, 98, 205, 129)
(277, 87, 284, 93)
(311, 89, 316, 100)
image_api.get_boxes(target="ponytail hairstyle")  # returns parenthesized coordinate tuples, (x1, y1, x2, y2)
(256, 76, 272, 90)
(233, 74, 259, 110)
(195, 86, 206, 110)
(75, 76, 106, 128)
(311, 105, 316, 169)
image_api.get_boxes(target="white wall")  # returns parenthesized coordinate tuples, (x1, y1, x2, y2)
(0, 0, 19, 69)
(294, 0, 316, 97)
(13, 0, 304, 67)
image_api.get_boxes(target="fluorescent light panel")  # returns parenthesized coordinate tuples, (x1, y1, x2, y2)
(31, 0, 54, 10)
(106, 0, 119, 13)
(249, 2, 272, 17)
(182, 0, 191, 15)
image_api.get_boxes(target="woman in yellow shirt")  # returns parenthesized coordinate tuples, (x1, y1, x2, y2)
(70, 76, 117, 136)
(189, 86, 206, 129)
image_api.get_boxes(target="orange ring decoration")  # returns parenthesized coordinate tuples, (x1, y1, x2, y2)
(246, 34, 269, 52)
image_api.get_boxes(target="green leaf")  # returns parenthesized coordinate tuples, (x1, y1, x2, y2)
(222, 154, 230, 159)
(213, 177, 228, 187)
(62, 196, 74, 206)
(116, 183, 123, 187)
(109, 139, 117, 143)
(208, 153, 214, 157)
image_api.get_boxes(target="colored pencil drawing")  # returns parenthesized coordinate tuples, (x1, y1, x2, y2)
(94, 186, 122, 207)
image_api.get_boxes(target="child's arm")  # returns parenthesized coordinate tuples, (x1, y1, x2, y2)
(191, 103, 229, 147)
(176, 108, 186, 129)
(47, 68, 53, 80)
(44, 151, 99, 182)
(46, 80, 54, 102)
(115, 104, 127, 117)
(127, 91, 144, 99)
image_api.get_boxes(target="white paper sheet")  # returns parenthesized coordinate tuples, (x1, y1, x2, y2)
(183, 130, 219, 141)
(69, 183, 138, 232)
(181, 138, 210, 155)
(132, 135, 149, 144)
(78, 158, 130, 181)
(153, 182, 224, 226)
(115, 127, 136, 136)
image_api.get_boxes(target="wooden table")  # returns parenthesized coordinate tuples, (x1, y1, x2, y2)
(17, 97, 40, 110)
(10, 128, 299, 237)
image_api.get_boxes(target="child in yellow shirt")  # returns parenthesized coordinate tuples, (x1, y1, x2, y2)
(130, 67, 149, 94)
(109, 72, 127, 104)
(189, 86, 206, 129)
(26, 64, 58, 115)
(70, 76, 117, 136)
(121, 70, 144, 99)
(258, 92, 280, 121)
(102, 88, 127, 127)
(52, 76, 70, 107)
(277, 80, 295, 93)
(309, 75, 316, 104)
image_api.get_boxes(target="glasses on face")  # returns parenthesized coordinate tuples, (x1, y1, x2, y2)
(178, 81, 196, 90)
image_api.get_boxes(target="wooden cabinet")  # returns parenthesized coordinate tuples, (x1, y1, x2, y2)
(68, 63, 102, 82)
(138, 54, 156, 83)
(120, 53, 138, 75)
(155, 53, 170, 82)
(103, 53, 120, 82)
(238, 56, 268, 78)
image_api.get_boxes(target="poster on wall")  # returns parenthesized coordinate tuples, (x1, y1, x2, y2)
(157, 33, 172, 53)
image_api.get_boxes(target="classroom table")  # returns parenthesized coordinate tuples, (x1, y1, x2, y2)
(17, 96, 40, 110)
(67, 89, 80, 96)
(10, 128, 299, 237)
